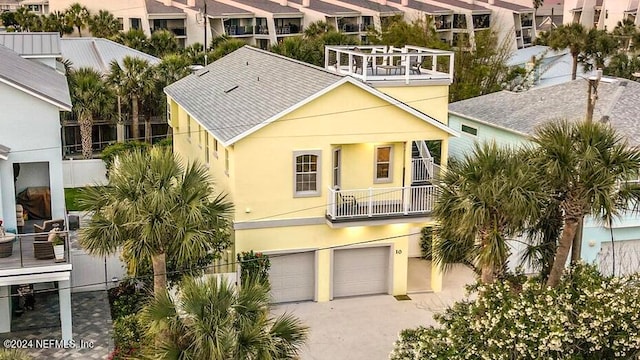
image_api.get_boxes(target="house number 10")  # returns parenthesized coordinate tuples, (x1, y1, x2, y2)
(395, 250, 402, 254)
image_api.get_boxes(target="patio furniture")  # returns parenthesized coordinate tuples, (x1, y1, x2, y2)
(33, 241, 55, 260)
(34, 219, 65, 241)
(0, 234, 15, 258)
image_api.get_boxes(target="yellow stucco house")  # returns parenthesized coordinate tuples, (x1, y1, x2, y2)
(165, 45, 458, 302)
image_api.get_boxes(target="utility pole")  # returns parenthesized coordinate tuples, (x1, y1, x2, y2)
(203, 0, 208, 66)
(572, 68, 603, 264)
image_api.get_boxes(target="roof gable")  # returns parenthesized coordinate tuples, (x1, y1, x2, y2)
(60, 38, 160, 74)
(0, 32, 61, 58)
(0, 44, 71, 110)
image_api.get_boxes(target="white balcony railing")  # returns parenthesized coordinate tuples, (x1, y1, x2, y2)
(324, 45, 454, 84)
(326, 185, 438, 220)
(412, 158, 434, 183)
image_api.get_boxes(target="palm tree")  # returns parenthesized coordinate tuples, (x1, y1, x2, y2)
(149, 29, 179, 57)
(88, 10, 120, 39)
(531, 120, 640, 287)
(68, 67, 113, 159)
(43, 11, 73, 35)
(14, 7, 38, 32)
(583, 28, 617, 72)
(65, 2, 90, 36)
(433, 142, 542, 283)
(78, 147, 233, 297)
(547, 23, 587, 80)
(141, 276, 308, 359)
(612, 19, 638, 52)
(107, 56, 154, 142)
(112, 29, 149, 53)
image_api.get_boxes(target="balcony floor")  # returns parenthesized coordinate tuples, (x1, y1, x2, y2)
(0, 235, 66, 271)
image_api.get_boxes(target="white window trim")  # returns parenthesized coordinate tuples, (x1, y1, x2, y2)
(374, 145, 393, 184)
(213, 138, 219, 158)
(332, 147, 341, 188)
(461, 124, 478, 137)
(224, 149, 230, 177)
(293, 150, 321, 198)
(204, 131, 209, 165)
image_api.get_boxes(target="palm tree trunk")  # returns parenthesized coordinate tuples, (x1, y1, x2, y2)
(570, 216, 584, 263)
(151, 252, 167, 297)
(145, 115, 152, 143)
(77, 26, 82, 37)
(547, 219, 579, 287)
(79, 114, 93, 159)
(132, 95, 140, 140)
(571, 54, 578, 81)
(481, 265, 494, 284)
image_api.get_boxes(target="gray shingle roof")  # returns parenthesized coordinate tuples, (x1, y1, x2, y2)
(146, 0, 185, 13)
(0, 32, 61, 57)
(289, 0, 360, 15)
(60, 38, 160, 74)
(165, 46, 343, 144)
(0, 44, 71, 110)
(478, 0, 533, 12)
(388, 0, 451, 13)
(431, 0, 490, 11)
(174, 0, 253, 15)
(230, 0, 303, 14)
(335, 0, 402, 13)
(449, 78, 640, 146)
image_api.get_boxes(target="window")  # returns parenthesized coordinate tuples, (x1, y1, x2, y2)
(204, 132, 209, 164)
(461, 124, 478, 136)
(187, 115, 191, 140)
(130, 18, 142, 30)
(117, 17, 124, 31)
(225, 149, 229, 176)
(294, 151, 321, 197)
(374, 145, 393, 183)
(214, 138, 218, 158)
(332, 148, 341, 188)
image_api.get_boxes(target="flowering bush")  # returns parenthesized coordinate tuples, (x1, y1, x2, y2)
(237, 250, 271, 285)
(391, 264, 640, 360)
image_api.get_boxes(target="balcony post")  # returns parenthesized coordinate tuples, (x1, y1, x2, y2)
(19, 235, 23, 267)
(449, 53, 455, 81)
(403, 186, 410, 215)
(368, 187, 373, 217)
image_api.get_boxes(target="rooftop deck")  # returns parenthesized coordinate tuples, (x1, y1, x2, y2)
(0, 231, 70, 272)
(324, 45, 454, 84)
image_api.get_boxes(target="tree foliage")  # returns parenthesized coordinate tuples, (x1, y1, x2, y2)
(391, 264, 640, 360)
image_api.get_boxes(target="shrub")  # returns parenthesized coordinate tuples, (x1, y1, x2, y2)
(101, 141, 149, 176)
(419, 227, 432, 260)
(110, 314, 143, 360)
(108, 279, 149, 320)
(237, 250, 271, 285)
(0, 349, 32, 360)
(390, 264, 640, 360)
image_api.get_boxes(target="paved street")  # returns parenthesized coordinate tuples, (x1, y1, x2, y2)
(273, 264, 475, 360)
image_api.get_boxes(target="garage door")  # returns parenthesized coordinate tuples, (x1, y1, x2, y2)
(268, 251, 315, 303)
(333, 247, 390, 298)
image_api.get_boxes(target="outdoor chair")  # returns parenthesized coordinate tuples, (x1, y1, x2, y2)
(34, 219, 65, 241)
(335, 186, 358, 216)
(352, 48, 373, 75)
(33, 241, 54, 260)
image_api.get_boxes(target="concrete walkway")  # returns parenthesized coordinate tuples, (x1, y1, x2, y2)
(273, 264, 475, 360)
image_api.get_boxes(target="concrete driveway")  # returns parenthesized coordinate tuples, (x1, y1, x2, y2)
(272, 264, 475, 360)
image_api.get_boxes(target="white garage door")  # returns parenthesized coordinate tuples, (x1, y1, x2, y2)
(268, 251, 315, 303)
(333, 246, 390, 298)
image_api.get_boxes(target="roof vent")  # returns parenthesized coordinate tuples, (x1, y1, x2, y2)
(197, 70, 209, 77)
(619, 81, 628, 87)
(224, 85, 239, 93)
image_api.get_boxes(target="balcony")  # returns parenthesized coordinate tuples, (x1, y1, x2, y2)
(436, 21, 452, 30)
(276, 24, 302, 35)
(152, 27, 186, 37)
(225, 25, 253, 36)
(340, 23, 360, 33)
(0, 230, 71, 272)
(325, 45, 454, 84)
(326, 185, 438, 222)
(255, 25, 269, 35)
(521, 19, 533, 27)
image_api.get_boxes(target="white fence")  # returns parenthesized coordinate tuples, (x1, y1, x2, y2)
(70, 249, 126, 293)
(62, 159, 108, 188)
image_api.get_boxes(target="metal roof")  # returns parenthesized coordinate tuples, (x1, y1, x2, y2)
(165, 46, 343, 144)
(0, 44, 71, 110)
(0, 32, 61, 58)
(60, 38, 160, 74)
(289, 0, 360, 15)
(449, 79, 640, 147)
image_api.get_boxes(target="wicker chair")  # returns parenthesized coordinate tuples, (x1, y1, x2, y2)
(33, 241, 55, 260)
(33, 219, 65, 241)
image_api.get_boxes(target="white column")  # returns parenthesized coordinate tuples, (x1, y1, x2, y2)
(0, 286, 11, 333)
(58, 280, 73, 341)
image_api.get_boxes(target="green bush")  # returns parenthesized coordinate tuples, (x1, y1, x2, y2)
(390, 264, 640, 360)
(238, 250, 271, 285)
(108, 279, 149, 320)
(101, 141, 150, 175)
(110, 314, 144, 360)
(419, 227, 432, 260)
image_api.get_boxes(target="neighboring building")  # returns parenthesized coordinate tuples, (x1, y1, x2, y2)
(166, 45, 458, 302)
(0, 43, 72, 339)
(564, 0, 640, 29)
(0, 32, 162, 157)
(447, 77, 640, 273)
(0, 0, 48, 14)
